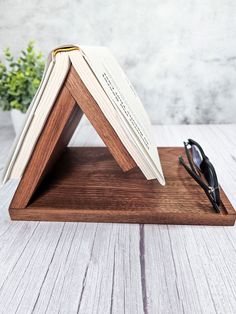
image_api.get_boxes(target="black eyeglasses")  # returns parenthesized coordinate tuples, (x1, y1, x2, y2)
(178, 139, 221, 213)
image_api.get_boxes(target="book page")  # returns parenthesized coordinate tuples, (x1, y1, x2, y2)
(80, 46, 165, 185)
(69, 50, 153, 179)
(2, 52, 71, 183)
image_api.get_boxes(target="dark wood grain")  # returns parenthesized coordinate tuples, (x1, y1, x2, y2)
(66, 66, 136, 172)
(10, 147, 236, 225)
(10, 64, 136, 209)
(10, 85, 83, 208)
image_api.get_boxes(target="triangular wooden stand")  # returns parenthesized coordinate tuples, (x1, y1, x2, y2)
(9, 66, 236, 225)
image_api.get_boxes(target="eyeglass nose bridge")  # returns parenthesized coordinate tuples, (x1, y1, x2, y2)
(208, 186, 220, 201)
(208, 185, 219, 192)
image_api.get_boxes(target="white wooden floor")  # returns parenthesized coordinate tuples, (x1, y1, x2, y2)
(0, 118, 236, 314)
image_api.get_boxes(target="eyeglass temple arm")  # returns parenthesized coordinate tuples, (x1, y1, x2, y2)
(178, 156, 220, 213)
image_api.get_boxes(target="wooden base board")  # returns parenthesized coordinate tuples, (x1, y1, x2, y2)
(9, 147, 236, 225)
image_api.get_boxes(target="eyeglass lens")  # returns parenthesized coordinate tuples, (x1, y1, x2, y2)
(191, 145, 203, 169)
(190, 143, 220, 205)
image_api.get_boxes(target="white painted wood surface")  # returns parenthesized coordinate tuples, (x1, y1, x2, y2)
(0, 119, 236, 314)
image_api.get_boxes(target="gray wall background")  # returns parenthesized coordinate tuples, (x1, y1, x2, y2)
(0, 0, 236, 125)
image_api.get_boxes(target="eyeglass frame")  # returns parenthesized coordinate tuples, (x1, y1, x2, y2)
(178, 139, 221, 213)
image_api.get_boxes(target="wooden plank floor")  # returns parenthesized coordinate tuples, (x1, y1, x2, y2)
(0, 116, 236, 313)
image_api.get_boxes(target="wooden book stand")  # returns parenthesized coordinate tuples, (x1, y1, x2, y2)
(9, 66, 236, 225)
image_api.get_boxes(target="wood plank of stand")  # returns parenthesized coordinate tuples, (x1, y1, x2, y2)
(10, 85, 83, 209)
(65, 66, 136, 172)
(9, 147, 236, 225)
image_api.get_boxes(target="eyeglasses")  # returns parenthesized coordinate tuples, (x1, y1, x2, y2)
(178, 139, 221, 213)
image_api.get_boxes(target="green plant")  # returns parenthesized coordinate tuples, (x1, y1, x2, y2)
(0, 41, 45, 113)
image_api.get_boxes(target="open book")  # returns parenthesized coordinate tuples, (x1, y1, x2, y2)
(2, 45, 165, 185)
